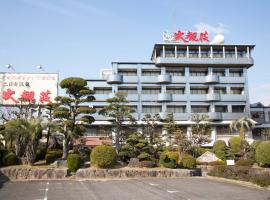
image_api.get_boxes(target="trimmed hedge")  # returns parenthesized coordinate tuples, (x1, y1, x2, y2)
(45, 149, 63, 164)
(228, 136, 249, 158)
(213, 140, 227, 160)
(3, 152, 17, 166)
(90, 145, 117, 168)
(159, 151, 179, 169)
(255, 141, 270, 166)
(208, 165, 270, 187)
(181, 154, 196, 169)
(67, 153, 80, 172)
(236, 159, 254, 166)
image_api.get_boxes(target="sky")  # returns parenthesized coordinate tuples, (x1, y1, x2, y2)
(0, 0, 270, 104)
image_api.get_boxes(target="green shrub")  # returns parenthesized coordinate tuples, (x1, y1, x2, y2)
(255, 141, 270, 166)
(181, 154, 196, 169)
(90, 145, 117, 168)
(67, 153, 80, 172)
(251, 140, 262, 151)
(159, 151, 179, 169)
(213, 140, 227, 160)
(208, 165, 270, 187)
(137, 152, 151, 161)
(236, 159, 254, 166)
(35, 148, 47, 161)
(45, 149, 63, 164)
(228, 137, 249, 159)
(3, 152, 17, 166)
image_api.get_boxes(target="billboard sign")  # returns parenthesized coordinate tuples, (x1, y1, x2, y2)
(0, 73, 58, 105)
(163, 30, 209, 44)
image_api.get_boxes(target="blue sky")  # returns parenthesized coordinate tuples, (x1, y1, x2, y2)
(0, 0, 270, 104)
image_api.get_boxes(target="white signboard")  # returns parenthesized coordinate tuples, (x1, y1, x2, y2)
(226, 160, 235, 166)
(0, 73, 58, 105)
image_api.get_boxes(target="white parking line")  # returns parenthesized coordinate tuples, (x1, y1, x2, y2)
(167, 190, 179, 193)
(149, 183, 159, 186)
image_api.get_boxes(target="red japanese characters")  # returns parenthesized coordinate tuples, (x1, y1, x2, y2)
(174, 31, 209, 43)
(2, 88, 52, 104)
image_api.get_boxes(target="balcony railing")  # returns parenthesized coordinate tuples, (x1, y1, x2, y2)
(107, 74, 123, 84)
(157, 74, 172, 83)
(157, 93, 172, 102)
(205, 74, 220, 84)
(206, 93, 221, 101)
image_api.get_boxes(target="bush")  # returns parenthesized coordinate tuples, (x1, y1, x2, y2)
(208, 165, 270, 187)
(255, 141, 270, 166)
(3, 152, 17, 166)
(137, 152, 151, 161)
(236, 159, 254, 166)
(181, 154, 196, 169)
(251, 140, 262, 151)
(45, 149, 63, 164)
(139, 160, 157, 168)
(213, 140, 227, 160)
(228, 137, 249, 159)
(90, 145, 117, 168)
(67, 153, 80, 172)
(159, 151, 179, 169)
(35, 148, 47, 161)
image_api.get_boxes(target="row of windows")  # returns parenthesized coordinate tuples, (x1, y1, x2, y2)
(117, 69, 243, 77)
(94, 105, 245, 113)
(94, 87, 244, 95)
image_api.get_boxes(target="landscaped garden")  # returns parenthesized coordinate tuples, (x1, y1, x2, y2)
(0, 77, 270, 187)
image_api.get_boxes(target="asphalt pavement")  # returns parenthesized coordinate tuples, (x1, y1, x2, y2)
(0, 177, 270, 200)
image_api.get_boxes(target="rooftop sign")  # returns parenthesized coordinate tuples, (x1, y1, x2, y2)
(163, 30, 209, 44)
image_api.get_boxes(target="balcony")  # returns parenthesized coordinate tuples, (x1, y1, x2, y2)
(206, 93, 221, 102)
(221, 94, 246, 101)
(208, 112, 222, 121)
(205, 74, 219, 84)
(157, 74, 172, 84)
(157, 93, 172, 102)
(155, 57, 254, 67)
(222, 113, 248, 120)
(107, 74, 123, 84)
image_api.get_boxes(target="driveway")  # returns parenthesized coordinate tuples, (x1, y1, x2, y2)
(0, 177, 269, 200)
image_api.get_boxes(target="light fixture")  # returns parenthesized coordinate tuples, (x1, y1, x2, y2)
(5, 64, 15, 71)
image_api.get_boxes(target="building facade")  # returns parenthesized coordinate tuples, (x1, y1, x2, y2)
(250, 102, 270, 140)
(87, 38, 255, 145)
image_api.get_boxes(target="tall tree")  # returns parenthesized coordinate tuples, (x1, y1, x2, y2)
(190, 114, 211, 147)
(99, 92, 136, 151)
(230, 117, 255, 139)
(164, 113, 179, 146)
(142, 113, 161, 144)
(53, 77, 96, 159)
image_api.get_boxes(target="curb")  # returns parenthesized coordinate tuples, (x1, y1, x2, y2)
(204, 175, 270, 191)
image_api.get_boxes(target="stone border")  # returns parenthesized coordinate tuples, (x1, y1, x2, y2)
(0, 166, 201, 180)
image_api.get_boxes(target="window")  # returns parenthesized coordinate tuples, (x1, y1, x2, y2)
(229, 69, 243, 77)
(142, 70, 160, 76)
(214, 87, 226, 94)
(200, 50, 210, 58)
(94, 87, 112, 94)
(231, 87, 244, 95)
(167, 106, 185, 113)
(177, 50, 186, 58)
(237, 50, 247, 58)
(190, 70, 207, 76)
(216, 126, 231, 135)
(165, 50, 175, 57)
(213, 50, 223, 58)
(167, 87, 185, 94)
(142, 106, 161, 113)
(251, 111, 265, 123)
(215, 106, 228, 113)
(191, 106, 209, 113)
(118, 69, 137, 76)
(142, 87, 161, 94)
(232, 105, 245, 113)
(190, 88, 208, 94)
(166, 70, 184, 76)
(189, 50, 199, 58)
(225, 50, 235, 58)
(118, 87, 137, 94)
(213, 69, 225, 76)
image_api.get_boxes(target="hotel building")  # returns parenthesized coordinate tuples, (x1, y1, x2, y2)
(87, 32, 255, 145)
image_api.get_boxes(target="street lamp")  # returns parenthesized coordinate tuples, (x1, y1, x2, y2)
(37, 65, 44, 71)
(5, 64, 15, 71)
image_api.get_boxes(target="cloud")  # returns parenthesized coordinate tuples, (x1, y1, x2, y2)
(194, 22, 229, 35)
(20, 0, 78, 18)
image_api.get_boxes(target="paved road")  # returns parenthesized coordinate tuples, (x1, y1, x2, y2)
(0, 177, 270, 200)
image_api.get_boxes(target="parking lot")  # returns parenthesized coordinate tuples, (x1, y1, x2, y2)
(0, 177, 270, 200)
